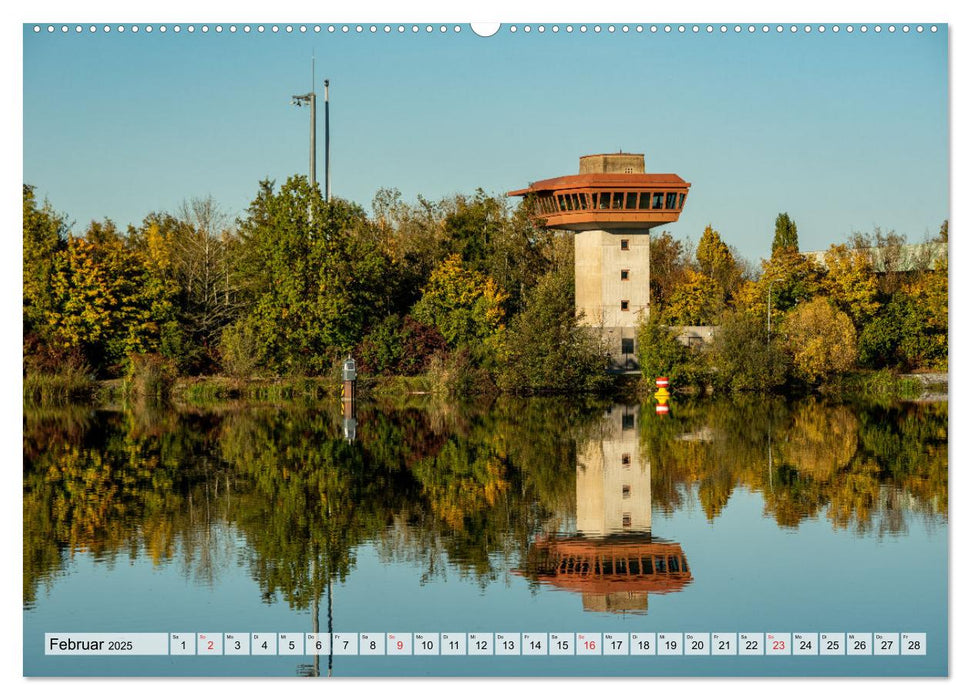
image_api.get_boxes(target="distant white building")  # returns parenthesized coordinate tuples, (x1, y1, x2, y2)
(802, 241, 946, 272)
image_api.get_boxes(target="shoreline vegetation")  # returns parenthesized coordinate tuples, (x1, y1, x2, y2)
(23, 181, 948, 406)
(23, 368, 946, 410)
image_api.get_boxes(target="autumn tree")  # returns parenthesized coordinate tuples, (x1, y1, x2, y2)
(822, 244, 879, 329)
(170, 197, 240, 368)
(411, 254, 509, 365)
(850, 227, 908, 296)
(696, 224, 742, 303)
(23, 185, 68, 334)
(781, 297, 857, 383)
(45, 220, 180, 374)
(660, 269, 722, 325)
(772, 212, 799, 253)
(648, 230, 690, 311)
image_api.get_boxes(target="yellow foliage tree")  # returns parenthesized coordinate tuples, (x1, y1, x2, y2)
(822, 244, 879, 327)
(660, 269, 722, 325)
(46, 222, 178, 371)
(696, 224, 741, 302)
(411, 254, 509, 360)
(781, 297, 857, 383)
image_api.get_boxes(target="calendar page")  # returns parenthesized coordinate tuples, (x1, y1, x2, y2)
(20, 6, 950, 685)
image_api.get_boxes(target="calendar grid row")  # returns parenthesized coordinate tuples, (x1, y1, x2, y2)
(45, 632, 927, 657)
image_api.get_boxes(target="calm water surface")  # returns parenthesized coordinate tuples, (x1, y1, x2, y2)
(23, 396, 948, 676)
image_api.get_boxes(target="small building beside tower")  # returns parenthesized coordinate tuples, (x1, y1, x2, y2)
(510, 153, 690, 371)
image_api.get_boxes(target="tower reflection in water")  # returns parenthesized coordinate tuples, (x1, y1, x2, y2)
(517, 404, 691, 614)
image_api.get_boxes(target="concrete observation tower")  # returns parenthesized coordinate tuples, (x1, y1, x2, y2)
(510, 153, 690, 371)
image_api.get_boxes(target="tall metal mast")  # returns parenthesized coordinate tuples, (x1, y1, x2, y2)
(324, 79, 330, 202)
(291, 57, 317, 191)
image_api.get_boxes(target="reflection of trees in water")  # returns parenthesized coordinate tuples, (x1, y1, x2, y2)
(640, 397, 947, 532)
(24, 396, 946, 609)
(22, 406, 235, 606)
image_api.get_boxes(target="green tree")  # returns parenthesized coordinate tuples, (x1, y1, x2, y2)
(371, 188, 448, 312)
(482, 197, 558, 315)
(859, 275, 947, 371)
(636, 315, 709, 389)
(355, 315, 447, 376)
(737, 247, 823, 317)
(498, 267, 608, 393)
(711, 311, 790, 392)
(442, 189, 506, 271)
(233, 177, 393, 375)
(772, 212, 799, 253)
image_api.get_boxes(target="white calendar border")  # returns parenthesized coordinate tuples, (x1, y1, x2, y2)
(7, 2, 966, 700)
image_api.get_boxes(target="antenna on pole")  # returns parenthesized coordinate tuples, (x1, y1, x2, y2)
(324, 79, 331, 202)
(309, 57, 316, 190)
(291, 57, 318, 224)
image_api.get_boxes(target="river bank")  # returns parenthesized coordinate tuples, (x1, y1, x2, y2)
(23, 367, 947, 408)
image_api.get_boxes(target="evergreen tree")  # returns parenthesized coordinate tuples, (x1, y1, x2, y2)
(772, 212, 799, 253)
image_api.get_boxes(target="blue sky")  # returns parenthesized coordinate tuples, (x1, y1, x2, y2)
(23, 23, 948, 262)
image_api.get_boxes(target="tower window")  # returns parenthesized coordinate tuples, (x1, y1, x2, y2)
(621, 453, 631, 466)
(621, 338, 634, 354)
(620, 239, 630, 251)
(652, 192, 664, 209)
(622, 485, 631, 499)
(620, 300, 630, 311)
(678, 193, 686, 209)
(612, 192, 625, 209)
(620, 269, 629, 281)
(639, 192, 652, 209)
(666, 192, 678, 209)
(625, 192, 637, 209)
(622, 513, 632, 528)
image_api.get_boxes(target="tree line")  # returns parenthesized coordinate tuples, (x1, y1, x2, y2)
(23, 182, 947, 396)
(639, 213, 948, 392)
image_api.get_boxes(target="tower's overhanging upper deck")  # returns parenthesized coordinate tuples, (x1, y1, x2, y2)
(508, 152, 691, 232)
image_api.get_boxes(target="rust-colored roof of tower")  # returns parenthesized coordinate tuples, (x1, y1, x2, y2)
(509, 153, 691, 232)
(513, 536, 693, 596)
